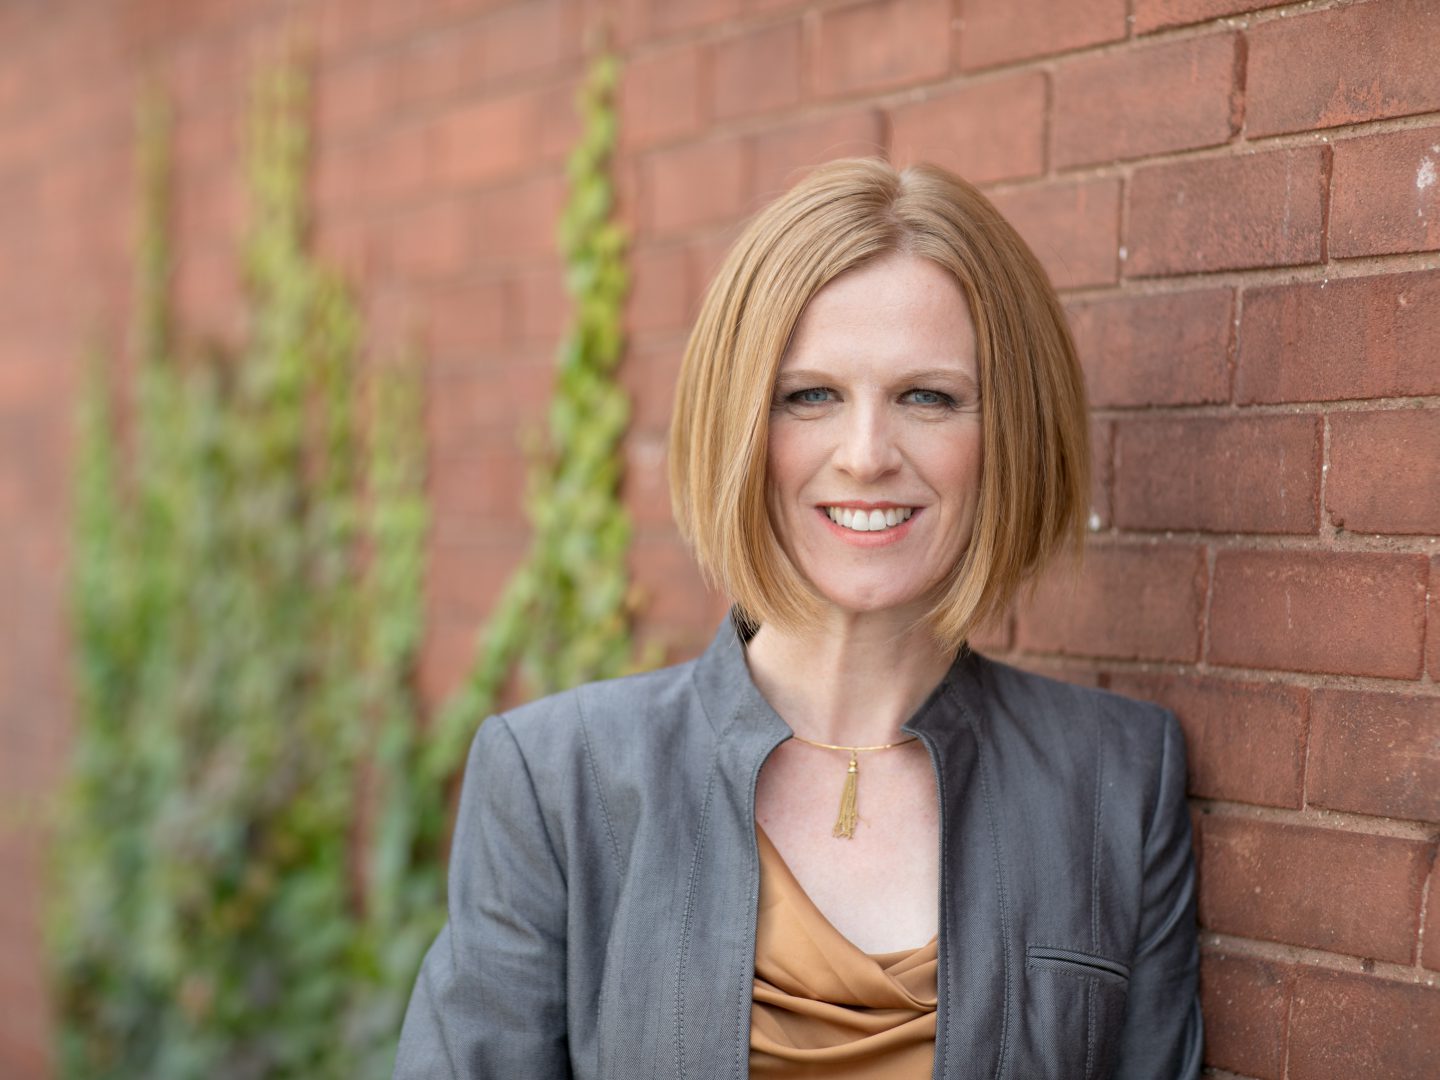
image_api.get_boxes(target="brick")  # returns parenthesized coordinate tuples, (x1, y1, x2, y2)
(1067, 289, 1231, 408)
(748, 109, 886, 204)
(624, 244, 696, 338)
(314, 53, 401, 142)
(1247, 0, 1440, 137)
(435, 92, 540, 189)
(958, 0, 1127, 70)
(1237, 270, 1440, 404)
(616, 0, 745, 45)
(1052, 33, 1240, 169)
(470, 172, 568, 264)
(988, 178, 1121, 290)
(619, 42, 703, 150)
(1210, 551, 1427, 679)
(534, 78, 584, 166)
(426, 527, 529, 623)
(1134, 0, 1288, 34)
(1108, 673, 1306, 809)
(1288, 969, 1440, 1079)
(361, 121, 437, 207)
(429, 435, 532, 521)
(1127, 147, 1326, 276)
(1198, 951, 1292, 1079)
(628, 532, 717, 626)
(813, 0, 951, 99)
(465, 0, 583, 87)
(1430, 557, 1440, 682)
(1015, 543, 1205, 662)
(1200, 815, 1433, 963)
(1426, 859, 1440, 971)
(618, 338, 683, 431)
(889, 71, 1046, 185)
(1088, 418, 1111, 531)
(623, 431, 672, 529)
(1327, 408, 1440, 535)
(1330, 127, 1440, 259)
(514, 263, 570, 345)
(423, 276, 511, 357)
(427, 356, 555, 454)
(709, 20, 801, 122)
(1113, 414, 1319, 534)
(378, 199, 470, 280)
(1309, 690, 1440, 824)
(641, 136, 748, 236)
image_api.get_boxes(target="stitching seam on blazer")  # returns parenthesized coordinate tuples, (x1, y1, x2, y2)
(575, 687, 623, 873)
(673, 750, 718, 1078)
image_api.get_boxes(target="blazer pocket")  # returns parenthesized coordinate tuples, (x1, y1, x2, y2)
(1022, 945, 1131, 1080)
(1025, 944, 1131, 986)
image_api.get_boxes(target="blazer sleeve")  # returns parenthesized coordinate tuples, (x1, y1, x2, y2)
(1111, 710, 1204, 1080)
(392, 715, 572, 1079)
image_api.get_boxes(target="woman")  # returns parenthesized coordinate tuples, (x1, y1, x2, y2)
(393, 158, 1203, 1079)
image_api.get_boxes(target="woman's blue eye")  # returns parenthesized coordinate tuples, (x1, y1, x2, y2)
(906, 389, 955, 407)
(790, 388, 832, 404)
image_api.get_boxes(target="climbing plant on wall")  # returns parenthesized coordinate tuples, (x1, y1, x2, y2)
(52, 35, 636, 1080)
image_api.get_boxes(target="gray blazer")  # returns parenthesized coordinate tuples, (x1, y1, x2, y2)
(393, 614, 1203, 1079)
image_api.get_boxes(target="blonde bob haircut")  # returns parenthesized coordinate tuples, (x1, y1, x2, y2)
(668, 157, 1090, 651)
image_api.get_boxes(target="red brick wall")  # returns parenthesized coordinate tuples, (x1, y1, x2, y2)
(1, 1, 1436, 1077)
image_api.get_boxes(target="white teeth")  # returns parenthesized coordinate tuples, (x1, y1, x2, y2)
(824, 506, 913, 532)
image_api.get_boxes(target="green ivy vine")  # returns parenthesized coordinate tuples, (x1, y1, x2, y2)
(51, 39, 636, 1079)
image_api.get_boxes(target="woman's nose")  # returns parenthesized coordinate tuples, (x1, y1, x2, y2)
(832, 405, 902, 481)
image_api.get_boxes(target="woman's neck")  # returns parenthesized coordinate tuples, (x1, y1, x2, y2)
(741, 610, 957, 746)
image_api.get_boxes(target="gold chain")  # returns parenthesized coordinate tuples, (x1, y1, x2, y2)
(788, 733, 919, 839)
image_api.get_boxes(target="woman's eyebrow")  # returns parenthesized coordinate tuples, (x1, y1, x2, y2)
(775, 367, 979, 394)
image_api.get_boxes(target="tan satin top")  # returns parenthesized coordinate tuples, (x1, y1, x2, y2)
(749, 823, 939, 1078)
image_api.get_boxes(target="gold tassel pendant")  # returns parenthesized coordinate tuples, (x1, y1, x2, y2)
(833, 749, 860, 839)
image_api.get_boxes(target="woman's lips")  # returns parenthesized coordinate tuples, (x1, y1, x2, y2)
(815, 505, 921, 547)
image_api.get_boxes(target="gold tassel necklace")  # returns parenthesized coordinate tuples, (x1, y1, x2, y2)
(788, 734, 920, 839)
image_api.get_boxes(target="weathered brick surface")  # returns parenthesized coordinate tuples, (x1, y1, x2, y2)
(1113, 414, 1319, 534)
(709, 19, 802, 122)
(1288, 969, 1440, 1079)
(1133, 0, 1288, 34)
(748, 109, 886, 204)
(1066, 289, 1232, 408)
(1426, 859, 1440, 971)
(1238, 270, 1440, 404)
(812, 0, 951, 98)
(1127, 146, 1327, 276)
(641, 135, 749, 236)
(1200, 815, 1433, 963)
(1108, 673, 1306, 808)
(1330, 126, 1440, 259)
(1198, 951, 1293, 1079)
(1326, 408, 1440, 536)
(1430, 557, 1440, 682)
(1015, 544, 1206, 661)
(1052, 33, 1240, 168)
(958, 0, 1128, 70)
(619, 42, 703, 150)
(1209, 550, 1428, 679)
(889, 72, 1046, 185)
(988, 178, 1121, 289)
(1308, 690, 1440, 824)
(1246, 0, 1440, 137)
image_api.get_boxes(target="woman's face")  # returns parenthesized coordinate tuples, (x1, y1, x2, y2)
(766, 252, 983, 621)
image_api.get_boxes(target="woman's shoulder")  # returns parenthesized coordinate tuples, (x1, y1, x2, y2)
(968, 651, 1183, 777)
(491, 653, 708, 753)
